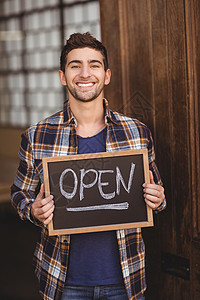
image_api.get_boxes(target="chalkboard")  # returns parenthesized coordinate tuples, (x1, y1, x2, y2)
(42, 149, 153, 235)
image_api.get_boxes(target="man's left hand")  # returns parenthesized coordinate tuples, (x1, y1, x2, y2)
(143, 171, 165, 210)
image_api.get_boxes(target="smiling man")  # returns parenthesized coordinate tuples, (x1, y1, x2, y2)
(60, 47, 110, 103)
(58, 46, 111, 138)
(11, 32, 166, 300)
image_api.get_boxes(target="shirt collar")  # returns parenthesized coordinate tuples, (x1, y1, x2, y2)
(63, 98, 120, 126)
(63, 100, 77, 126)
(103, 98, 121, 125)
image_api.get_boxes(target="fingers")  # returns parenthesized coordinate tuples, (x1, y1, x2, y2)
(43, 205, 54, 225)
(149, 170, 155, 184)
(143, 181, 165, 210)
(32, 195, 55, 225)
(31, 184, 55, 225)
(36, 183, 45, 200)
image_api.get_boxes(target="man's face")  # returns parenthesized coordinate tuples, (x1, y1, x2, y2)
(59, 47, 111, 103)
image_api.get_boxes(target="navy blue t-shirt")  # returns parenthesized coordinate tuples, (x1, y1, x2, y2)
(66, 127, 124, 286)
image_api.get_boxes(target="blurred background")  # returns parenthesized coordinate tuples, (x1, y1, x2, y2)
(1, 0, 200, 299)
(0, 0, 100, 299)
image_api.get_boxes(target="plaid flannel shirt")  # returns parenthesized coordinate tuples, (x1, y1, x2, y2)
(11, 99, 166, 300)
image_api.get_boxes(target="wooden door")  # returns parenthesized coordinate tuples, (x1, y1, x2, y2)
(99, 0, 200, 299)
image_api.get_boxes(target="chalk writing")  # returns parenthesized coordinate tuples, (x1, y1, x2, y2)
(60, 168, 78, 199)
(59, 162, 135, 211)
(80, 169, 98, 201)
(66, 202, 129, 212)
(43, 149, 151, 234)
(116, 163, 135, 195)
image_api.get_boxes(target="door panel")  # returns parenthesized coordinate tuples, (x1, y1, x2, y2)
(100, 0, 200, 298)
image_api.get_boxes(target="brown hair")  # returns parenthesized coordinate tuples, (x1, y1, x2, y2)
(60, 32, 108, 72)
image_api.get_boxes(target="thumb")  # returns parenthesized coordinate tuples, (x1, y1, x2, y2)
(37, 183, 45, 200)
(149, 170, 155, 184)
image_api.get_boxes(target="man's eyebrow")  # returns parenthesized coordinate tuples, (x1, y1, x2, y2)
(89, 59, 103, 65)
(67, 59, 103, 66)
(67, 60, 82, 66)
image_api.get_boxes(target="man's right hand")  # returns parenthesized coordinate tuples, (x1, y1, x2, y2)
(31, 184, 55, 225)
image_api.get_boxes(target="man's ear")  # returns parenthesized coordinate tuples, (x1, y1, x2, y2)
(58, 70, 67, 86)
(105, 69, 111, 86)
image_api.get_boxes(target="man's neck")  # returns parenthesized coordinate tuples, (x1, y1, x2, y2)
(69, 97, 106, 137)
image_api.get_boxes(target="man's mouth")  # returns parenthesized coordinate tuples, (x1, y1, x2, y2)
(76, 82, 95, 87)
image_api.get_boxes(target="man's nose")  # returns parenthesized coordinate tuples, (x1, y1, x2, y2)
(79, 65, 91, 78)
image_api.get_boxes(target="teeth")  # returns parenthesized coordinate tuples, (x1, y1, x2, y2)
(77, 83, 94, 87)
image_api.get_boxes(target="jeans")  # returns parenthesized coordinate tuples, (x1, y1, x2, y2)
(61, 284, 145, 300)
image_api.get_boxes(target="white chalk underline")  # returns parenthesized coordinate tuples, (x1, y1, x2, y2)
(66, 202, 129, 212)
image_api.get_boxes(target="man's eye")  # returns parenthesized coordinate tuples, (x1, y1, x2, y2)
(91, 64, 100, 68)
(71, 65, 80, 69)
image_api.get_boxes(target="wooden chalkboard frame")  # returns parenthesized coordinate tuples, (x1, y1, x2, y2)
(43, 149, 153, 235)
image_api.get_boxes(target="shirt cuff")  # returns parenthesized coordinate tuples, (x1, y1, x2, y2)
(154, 198, 167, 213)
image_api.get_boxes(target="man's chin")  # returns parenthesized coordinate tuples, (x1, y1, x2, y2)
(75, 97, 97, 103)
(68, 88, 104, 103)
(73, 92, 101, 103)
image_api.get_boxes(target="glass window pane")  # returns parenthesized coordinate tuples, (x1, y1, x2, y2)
(3, 0, 10, 15)
(11, 92, 23, 107)
(43, 11, 52, 28)
(46, 0, 58, 6)
(73, 5, 84, 23)
(34, 52, 41, 69)
(24, 0, 33, 11)
(38, 32, 47, 48)
(28, 73, 37, 90)
(26, 34, 35, 50)
(49, 72, 61, 89)
(0, 0, 100, 127)
(17, 74, 24, 89)
(13, 0, 21, 13)
(9, 54, 21, 70)
(10, 108, 27, 126)
(36, 0, 45, 9)
(88, 2, 99, 21)
(64, 7, 74, 25)
(46, 51, 54, 68)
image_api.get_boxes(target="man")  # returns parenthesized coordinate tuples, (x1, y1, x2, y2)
(11, 32, 166, 300)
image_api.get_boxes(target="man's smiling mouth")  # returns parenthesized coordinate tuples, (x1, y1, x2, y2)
(76, 82, 95, 87)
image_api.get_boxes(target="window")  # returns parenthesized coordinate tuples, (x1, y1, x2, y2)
(0, 0, 100, 127)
